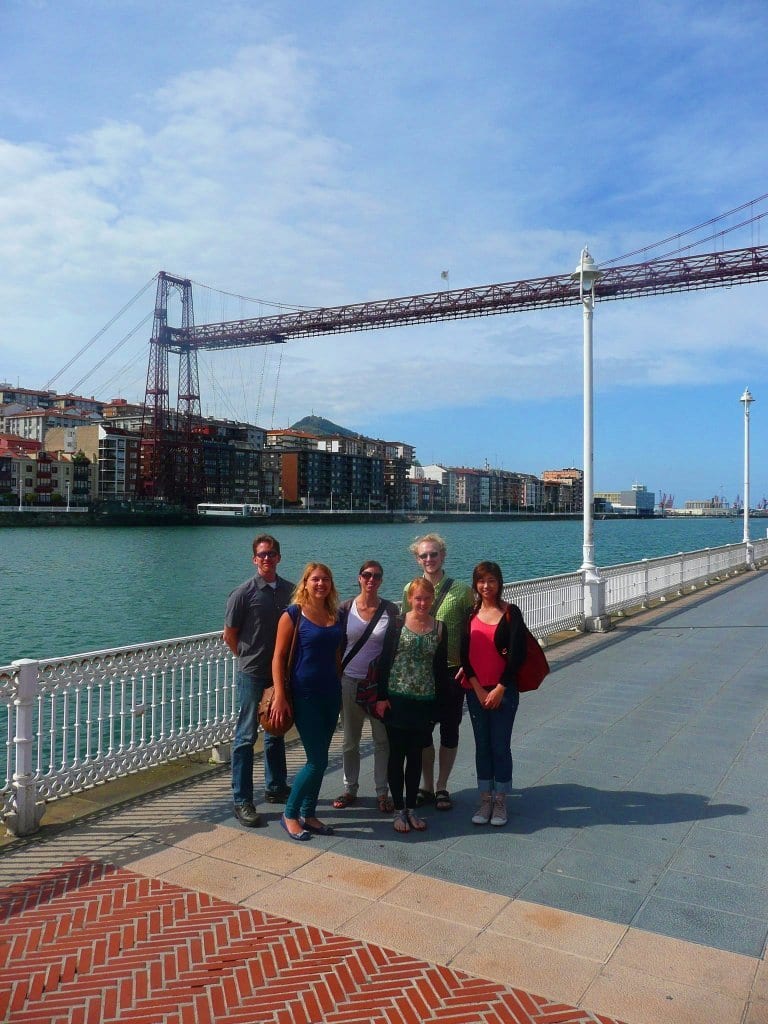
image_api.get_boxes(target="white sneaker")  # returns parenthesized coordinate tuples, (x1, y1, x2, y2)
(490, 794, 507, 827)
(471, 793, 493, 825)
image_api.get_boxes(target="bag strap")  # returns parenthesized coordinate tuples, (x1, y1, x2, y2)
(430, 577, 453, 617)
(341, 600, 388, 669)
(285, 606, 300, 684)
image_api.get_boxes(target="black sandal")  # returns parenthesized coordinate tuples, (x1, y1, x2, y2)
(415, 788, 435, 807)
(435, 789, 453, 811)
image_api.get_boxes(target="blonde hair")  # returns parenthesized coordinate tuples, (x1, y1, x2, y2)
(292, 562, 339, 617)
(405, 576, 435, 602)
(409, 532, 447, 557)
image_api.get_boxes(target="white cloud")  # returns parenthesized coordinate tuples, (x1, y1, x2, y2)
(1, 2, 768, 497)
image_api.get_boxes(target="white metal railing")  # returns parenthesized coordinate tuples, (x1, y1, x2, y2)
(504, 571, 584, 635)
(2, 538, 765, 836)
(1, 633, 237, 835)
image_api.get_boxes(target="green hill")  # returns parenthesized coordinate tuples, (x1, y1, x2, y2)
(290, 415, 361, 438)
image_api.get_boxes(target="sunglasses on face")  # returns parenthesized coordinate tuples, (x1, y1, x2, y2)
(417, 551, 441, 560)
(255, 551, 279, 559)
(360, 571, 383, 581)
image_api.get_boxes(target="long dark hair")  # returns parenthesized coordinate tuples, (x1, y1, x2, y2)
(471, 561, 504, 613)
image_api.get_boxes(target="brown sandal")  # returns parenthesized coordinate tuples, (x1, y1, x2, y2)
(377, 794, 395, 813)
(332, 792, 357, 809)
(435, 789, 453, 811)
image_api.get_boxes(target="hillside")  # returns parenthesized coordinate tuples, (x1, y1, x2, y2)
(290, 415, 361, 439)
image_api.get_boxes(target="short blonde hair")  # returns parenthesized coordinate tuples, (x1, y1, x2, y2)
(292, 562, 339, 617)
(409, 532, 447, 558)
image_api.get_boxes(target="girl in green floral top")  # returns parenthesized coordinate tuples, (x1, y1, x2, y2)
(376, 578, 449, 833)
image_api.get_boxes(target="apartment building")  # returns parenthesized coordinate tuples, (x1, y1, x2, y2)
(44, 425, 140, 502)
(0, 447, 94, 506)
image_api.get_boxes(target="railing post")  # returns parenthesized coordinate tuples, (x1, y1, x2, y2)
(6, 659, 45, 836)
(210, 742, 231, 764)
(583, 569, 611, 632)
(641, 558, 649, 609)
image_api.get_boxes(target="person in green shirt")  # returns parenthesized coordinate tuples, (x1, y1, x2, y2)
(402, 533, 473, 811)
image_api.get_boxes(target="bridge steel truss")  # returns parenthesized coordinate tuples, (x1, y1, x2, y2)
(178, 243, 768, 350)
(141, 244, 768, 501)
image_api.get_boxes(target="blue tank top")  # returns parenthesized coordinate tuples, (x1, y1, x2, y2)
(288, 607, 342, 699)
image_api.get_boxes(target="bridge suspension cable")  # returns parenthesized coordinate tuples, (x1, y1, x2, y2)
(44, 275, 157, 391)
(68, 312, 154, 394)
(603, 191, 768, 266)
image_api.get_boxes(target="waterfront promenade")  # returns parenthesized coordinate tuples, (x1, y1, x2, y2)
(2, 570, 768, 1023)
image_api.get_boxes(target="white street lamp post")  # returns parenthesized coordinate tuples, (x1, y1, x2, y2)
(66, 481, 71, 512)
(572, 247, 610, 631)
(740, 387, 755, 569)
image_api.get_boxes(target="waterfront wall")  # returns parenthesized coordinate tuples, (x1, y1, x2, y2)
(0, 508, 701, 527)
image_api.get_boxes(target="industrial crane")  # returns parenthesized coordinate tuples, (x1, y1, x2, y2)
(139, 243, 768, 503)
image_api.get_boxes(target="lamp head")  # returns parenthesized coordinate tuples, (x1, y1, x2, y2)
(740, 387, 755, 407)
(571, 247, 601, 288)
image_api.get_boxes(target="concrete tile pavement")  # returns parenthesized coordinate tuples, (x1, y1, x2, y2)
(2, 568, 768, 1022)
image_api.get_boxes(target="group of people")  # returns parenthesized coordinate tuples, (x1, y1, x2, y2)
(224, 532, 527, 841)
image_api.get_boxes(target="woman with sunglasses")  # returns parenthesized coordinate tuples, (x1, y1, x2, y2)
(271, 562, 343, 841)
(333, 561, 400, 814)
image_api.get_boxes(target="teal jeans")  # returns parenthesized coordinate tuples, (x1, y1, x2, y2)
(285, 691, 342, 820)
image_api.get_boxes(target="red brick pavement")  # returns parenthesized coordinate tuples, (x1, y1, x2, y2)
(0, 858, 626, 1024)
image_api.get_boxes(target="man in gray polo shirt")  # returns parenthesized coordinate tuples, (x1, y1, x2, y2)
(224, 533, 294, 827)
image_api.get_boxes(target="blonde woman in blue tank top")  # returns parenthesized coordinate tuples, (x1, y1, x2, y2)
(271, 563, 343, 841)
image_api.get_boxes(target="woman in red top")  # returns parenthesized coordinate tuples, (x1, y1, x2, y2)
(459, 561, 526, 827)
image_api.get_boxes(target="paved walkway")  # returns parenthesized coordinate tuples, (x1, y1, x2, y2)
(2, 571, 768, 1023)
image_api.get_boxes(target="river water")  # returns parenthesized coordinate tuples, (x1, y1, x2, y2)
(2, 517, 757, 664)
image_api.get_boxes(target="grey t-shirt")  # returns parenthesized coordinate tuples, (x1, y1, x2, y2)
(224, 573, 294, 677)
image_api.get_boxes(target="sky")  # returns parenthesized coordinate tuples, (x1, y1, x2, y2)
(2, 0, 768, 506)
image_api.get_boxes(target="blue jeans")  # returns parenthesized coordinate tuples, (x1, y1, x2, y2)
(285, 691, 342, 820)
(231, 671, 288, 804)
(466, 687, 519, 795)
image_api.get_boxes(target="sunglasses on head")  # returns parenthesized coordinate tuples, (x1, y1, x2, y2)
(360, 571, 383, 580)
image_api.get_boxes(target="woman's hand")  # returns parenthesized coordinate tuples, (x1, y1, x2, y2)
(483, 684, 506, 710)
(270, 694, 291, 725)
(469, 677, 485, 703)
(375, 699, 390, 719)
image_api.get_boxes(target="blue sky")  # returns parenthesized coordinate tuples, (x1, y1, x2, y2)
(2, 0, 768, 505)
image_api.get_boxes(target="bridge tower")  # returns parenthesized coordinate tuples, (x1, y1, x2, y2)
(138, 272, 204, 505)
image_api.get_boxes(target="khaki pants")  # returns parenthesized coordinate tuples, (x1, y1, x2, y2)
(341, 672, 390, 797)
